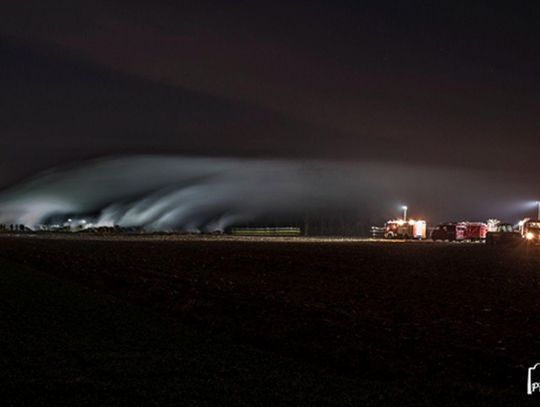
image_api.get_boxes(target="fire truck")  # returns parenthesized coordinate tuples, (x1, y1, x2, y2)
(519, 219, 540, 242)
(463, 222, 488, 241)
(384, 219, 427, 239)
(431, 222, 487, 241)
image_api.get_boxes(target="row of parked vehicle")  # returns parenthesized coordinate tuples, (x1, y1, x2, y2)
(379, 218, 540, 245)
(431, 222, 487, 242)
(430, 220, 540, 244)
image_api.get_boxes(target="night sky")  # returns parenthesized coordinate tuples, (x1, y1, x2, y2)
(1, 2, 540, 213)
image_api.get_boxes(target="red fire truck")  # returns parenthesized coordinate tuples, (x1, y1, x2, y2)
(431, 222, 487, 241)
(384, 219, 427, 239)
(463, 222, 488, 241)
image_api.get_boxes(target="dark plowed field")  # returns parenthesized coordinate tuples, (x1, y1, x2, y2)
(2, 235, 540, 405)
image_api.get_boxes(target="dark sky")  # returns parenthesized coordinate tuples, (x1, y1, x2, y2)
(1, 1, 540, 188)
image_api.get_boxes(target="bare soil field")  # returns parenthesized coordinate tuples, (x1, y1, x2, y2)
(2, 234, 540, 405)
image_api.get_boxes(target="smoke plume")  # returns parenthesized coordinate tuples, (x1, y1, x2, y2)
(0, 155, 536, 233)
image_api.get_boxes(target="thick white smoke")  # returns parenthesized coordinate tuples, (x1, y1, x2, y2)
(0, 155, 537, 232)
(0, 156, 380, 231)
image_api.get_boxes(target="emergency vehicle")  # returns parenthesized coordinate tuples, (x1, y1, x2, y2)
(431, 222, 487, 241)
(519, 219, 540, 242)
(384, 219, 427, 239)
(463, 222, 488, 241)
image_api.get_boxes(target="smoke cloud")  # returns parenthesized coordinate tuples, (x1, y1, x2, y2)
(0, 155, 537, 233)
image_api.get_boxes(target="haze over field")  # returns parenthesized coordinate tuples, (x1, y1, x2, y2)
(0, 155, 537, 232)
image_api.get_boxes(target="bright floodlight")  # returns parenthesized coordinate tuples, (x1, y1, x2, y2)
(401, 205, 408, 221)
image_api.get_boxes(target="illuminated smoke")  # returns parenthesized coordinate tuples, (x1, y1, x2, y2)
(0, 155, 537, 231)
(0, 156, 378, 231)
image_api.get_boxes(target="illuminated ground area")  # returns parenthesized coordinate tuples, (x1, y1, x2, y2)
(1, 235, 539, 406)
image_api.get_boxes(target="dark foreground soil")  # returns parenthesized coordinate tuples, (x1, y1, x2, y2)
(2, 234, 540, 405)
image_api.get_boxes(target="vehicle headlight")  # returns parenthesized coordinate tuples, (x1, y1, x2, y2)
(526, 232, 535, 240)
